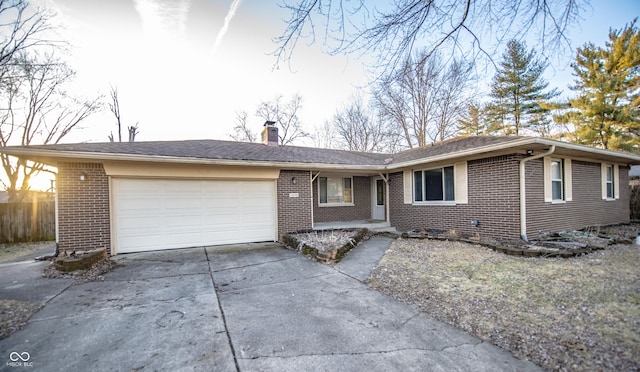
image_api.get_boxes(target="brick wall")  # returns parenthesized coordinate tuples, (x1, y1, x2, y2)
(57, 162, 111, 254)
(312, 176, 372, 223)
(277, 170, 313, 238)
(389, 155, 522, 238)
(525, 159, 630, 238)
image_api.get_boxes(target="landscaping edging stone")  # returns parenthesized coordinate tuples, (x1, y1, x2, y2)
(282, 228, 370, 264)
(401, 228, 613, 258)
(53, 248, 107, 272)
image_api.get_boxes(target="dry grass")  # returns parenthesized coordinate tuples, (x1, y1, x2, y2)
(369, 239, 640, 371)
(0, 300, 43, 340)
(290, 229, 362, 253)
(0, 241, 54, 264)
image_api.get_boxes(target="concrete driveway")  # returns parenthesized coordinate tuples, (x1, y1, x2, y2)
(0, 238, 540, 371)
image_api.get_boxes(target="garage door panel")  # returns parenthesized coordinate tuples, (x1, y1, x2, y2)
(118, 216, 163, 229)
(116, 194, 161, 207)
(113, 179, 276, 253)
(163, 180, 201, 192)
(204, 199, 239, 209)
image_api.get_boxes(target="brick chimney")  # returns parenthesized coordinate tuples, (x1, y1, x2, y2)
(262, 121, 279, 146)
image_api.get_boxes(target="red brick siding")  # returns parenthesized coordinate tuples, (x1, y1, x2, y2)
(277, 170, 313, 238)
(389, 155, 522, 238)
(312, 176, 372, 223)
(57, 162, 111, 254)
(525, 159, 630, 238)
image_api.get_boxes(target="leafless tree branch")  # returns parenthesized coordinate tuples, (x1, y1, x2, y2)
(272, 0, 585, 74)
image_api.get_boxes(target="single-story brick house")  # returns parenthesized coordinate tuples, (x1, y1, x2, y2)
(2, 125, 639, 255)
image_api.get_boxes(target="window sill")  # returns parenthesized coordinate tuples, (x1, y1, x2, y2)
(604, 198, 617, 202)
(413, 201, 456, 206)
(319, 203, 355, 207)
(551, 200, 566, 204)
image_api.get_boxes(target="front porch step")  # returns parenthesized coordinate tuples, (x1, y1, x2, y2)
(314, 220, 400, 234)
(371, 226, 401, 234)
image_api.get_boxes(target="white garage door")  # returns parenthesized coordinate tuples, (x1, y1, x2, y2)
(112, 179, 276, 253)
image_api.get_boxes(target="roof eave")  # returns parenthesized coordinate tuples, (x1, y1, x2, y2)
(533, 138, 640, 163)
(3, 137, 638, 172)
(0, 148, 386, 171)
(387, 137, 538, 169)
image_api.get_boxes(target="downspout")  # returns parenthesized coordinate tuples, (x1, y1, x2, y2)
(54, 177, 60, 257)
(519, 146, 555, 241)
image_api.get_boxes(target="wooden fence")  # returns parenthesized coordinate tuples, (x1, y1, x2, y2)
(0, 202, 55, 243)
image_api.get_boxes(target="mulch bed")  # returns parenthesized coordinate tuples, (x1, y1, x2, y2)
(282, 228, 371, 263)
(402, 223, 639, 257)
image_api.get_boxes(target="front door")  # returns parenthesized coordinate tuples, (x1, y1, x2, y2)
(372, 177, 385, 220)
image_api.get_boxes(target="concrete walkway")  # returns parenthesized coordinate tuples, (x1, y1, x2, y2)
(0, 241, 541, 371)
(334, 235, 396, 282)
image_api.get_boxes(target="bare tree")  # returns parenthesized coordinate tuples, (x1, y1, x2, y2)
(0, 0, 57, 79)
(0, 52, 101, 201)
(311, 120, 335, 149)
(107, 85, 121, 142)
(229, 110, 257, 142)
(272, 0, 584, 73)
(127, 123, 139, 142)
(108, 85, 139, 142)
(255, 94, 308, 145)
(333, 96, 393, 152)
(375, 51, 473, 148)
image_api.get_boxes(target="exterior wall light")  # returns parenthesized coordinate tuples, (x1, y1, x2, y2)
(291, 176, 297, 184)
(80, 173, 87, 181)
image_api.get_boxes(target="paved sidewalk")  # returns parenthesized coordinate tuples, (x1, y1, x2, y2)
(334, 235, 396, 282)
(0, 242, 541, 371)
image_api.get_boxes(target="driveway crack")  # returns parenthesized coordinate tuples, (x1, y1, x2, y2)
(205, 247, 240, 372)
(211, 257, 299, 273)
(216, 272, 335, 294)
(238, 344, 483, 361)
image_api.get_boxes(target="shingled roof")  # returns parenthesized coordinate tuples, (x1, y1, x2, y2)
(2, 135, 639, 169)
(7, 139, 389, 166)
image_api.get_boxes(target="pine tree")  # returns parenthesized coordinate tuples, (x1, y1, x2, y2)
(457, 103, 487, 136)
(488, 40, 560, 135)
(563, 19, 640, 152)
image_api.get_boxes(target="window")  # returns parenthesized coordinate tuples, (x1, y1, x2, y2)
(376, 179, 384, 206)
(319, 177, 352, 205)
(414, 166, 454, 202)
(544, 157, 572, 203)
(551, 159, 563, 201)
(601, 163, 619, 200)
(605, 164, 614, 199)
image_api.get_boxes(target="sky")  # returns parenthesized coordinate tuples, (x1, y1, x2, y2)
(23, 0, 640, 147)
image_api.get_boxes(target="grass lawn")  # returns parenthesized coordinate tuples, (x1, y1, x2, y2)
(0, 241, 54, 264)
(369, 239, 640, 371)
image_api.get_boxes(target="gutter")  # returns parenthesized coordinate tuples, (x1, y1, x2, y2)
(387, 138, 538, 169)
(0, 148, 385, 172)
(519, 145, 555, 241)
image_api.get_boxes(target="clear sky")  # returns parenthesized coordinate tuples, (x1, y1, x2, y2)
(31, 0, 640, 145)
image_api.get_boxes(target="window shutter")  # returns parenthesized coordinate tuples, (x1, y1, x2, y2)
(403, 170, 412, 204)
(543, 157, 552, 202)
(564, 159, 572, 201)
(614, 164, 620, 199)
(454, 161, 468, 204)
(601, 163, 608, 200)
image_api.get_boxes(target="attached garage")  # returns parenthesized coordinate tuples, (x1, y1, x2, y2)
(112, 178, 277, 254)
